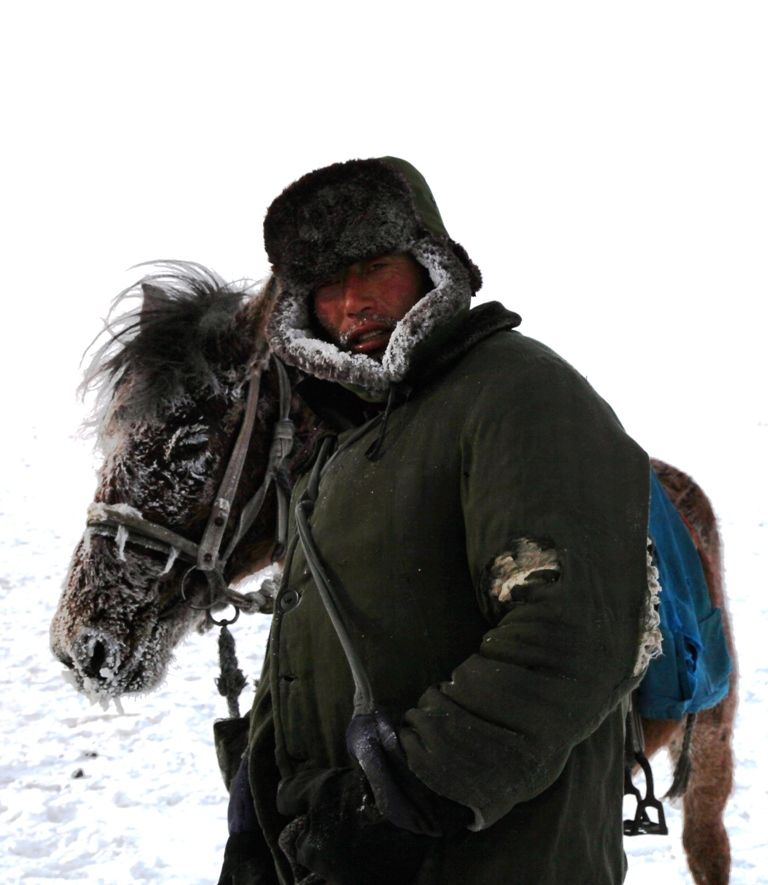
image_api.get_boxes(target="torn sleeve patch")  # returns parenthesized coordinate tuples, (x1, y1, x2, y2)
(482, 537, 562, 617)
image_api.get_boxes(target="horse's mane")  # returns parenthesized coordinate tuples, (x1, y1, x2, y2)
(81, 261, 266, 439)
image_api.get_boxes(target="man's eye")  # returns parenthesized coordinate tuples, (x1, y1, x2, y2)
(317, 275, 342, 290)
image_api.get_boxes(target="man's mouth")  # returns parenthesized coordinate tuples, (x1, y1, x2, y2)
(341, 319, 398, 355)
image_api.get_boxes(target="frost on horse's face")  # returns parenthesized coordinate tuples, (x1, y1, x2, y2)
(50, 266, 286, 702)
(52, 395, 243, 701)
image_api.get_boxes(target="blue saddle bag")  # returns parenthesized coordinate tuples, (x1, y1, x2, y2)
(637, 470, 732, 720)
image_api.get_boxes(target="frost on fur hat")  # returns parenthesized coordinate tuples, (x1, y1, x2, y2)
(263, 157, 482, 396)
(264, 156, 482, 295)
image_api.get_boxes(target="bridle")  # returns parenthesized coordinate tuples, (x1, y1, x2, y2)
(85, 354, 295, 626)
(85, 349, 390, 725)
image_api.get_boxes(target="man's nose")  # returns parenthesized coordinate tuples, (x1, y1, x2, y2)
(341, 270, 375, 314)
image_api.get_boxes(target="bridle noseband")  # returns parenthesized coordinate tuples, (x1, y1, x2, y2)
(85, 355, 295, 625)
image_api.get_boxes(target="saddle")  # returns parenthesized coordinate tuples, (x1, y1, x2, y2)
(640, 470, 732, 720)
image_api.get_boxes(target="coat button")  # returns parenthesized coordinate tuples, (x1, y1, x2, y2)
(279, 589, 301, 612)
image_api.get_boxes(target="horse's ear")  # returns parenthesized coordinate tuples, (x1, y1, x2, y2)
(140, 283, 166, 330)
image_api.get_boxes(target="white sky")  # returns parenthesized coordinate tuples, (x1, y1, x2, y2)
(2, 1, 766, 513)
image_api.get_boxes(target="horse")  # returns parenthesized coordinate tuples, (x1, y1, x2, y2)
(50, 263, 736, 885)
(50, 262, 322, 701)
(640, 458, 738, 885)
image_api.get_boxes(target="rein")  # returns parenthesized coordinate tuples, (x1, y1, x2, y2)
(293, 414, 386, 717)
(85, 355, 295, 626)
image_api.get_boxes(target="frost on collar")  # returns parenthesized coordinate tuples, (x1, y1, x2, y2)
(266, 237, 473, 397)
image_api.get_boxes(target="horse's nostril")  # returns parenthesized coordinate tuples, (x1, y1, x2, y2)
(81, 640, 107, 679)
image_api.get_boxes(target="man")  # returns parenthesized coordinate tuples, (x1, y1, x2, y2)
(219, 157, 656, 884)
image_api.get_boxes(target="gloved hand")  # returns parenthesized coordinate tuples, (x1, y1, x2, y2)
(276, 765, 431, 885)
(218, 759, 278, 885)
(345, 708, 473, 836)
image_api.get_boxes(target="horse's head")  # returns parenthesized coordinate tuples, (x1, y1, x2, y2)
(51, 262, 317, 702)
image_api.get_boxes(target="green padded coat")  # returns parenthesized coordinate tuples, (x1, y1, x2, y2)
(246, 302, 651, 885)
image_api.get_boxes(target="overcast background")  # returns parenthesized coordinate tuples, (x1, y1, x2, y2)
(3, 1, 766, 466)
(1, 2, 766, 883)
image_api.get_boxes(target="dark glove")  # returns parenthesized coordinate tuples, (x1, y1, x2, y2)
(346, 708, 473, 836)
(218, 759, 278, 885)
(276, 766, 431, 885)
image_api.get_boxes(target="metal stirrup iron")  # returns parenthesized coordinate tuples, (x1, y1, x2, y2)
(623, 690, 668, 836)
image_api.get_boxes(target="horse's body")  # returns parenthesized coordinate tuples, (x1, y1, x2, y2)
(51, 264, 736, 885)
(644, 459, 737, 885)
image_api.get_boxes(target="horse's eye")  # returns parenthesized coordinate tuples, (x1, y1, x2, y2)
(175, 433, 209, 457)
(165, 424, 210, 460)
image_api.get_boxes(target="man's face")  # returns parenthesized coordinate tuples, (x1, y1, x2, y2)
(313, 253, 428, 359)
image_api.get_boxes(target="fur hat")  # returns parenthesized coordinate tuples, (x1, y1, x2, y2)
(264, 156, 481, 295)
(264, 157, 482, 397)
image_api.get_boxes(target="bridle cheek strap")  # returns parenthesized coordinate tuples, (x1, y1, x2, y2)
(197, 358, 267, 571)
(84, 355, 295, 622)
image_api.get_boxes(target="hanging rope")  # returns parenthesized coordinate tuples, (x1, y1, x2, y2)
(215, 624, 248, 719)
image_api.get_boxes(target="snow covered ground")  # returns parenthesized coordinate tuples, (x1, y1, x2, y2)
(1, 422, 270, 884)
(1, 414, 765, 884)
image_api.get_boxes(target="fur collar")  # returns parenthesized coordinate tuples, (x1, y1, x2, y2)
(266, 237, 475, 397)
(293, 302, 523, 433)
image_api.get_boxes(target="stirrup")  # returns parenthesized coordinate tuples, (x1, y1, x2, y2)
(623, 691, 668, 836)
(623, 752, 668, 836)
